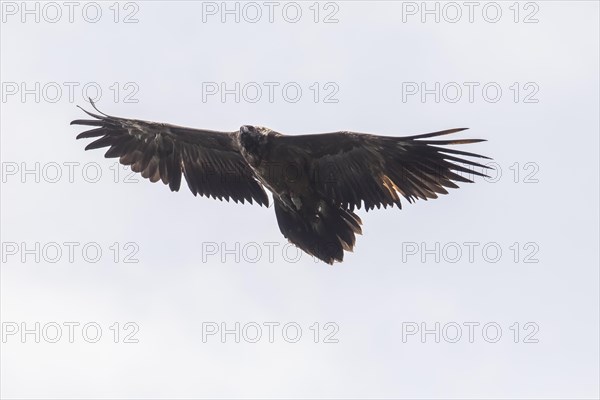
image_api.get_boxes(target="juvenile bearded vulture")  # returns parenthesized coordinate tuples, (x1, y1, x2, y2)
(72, 101, 490, 264)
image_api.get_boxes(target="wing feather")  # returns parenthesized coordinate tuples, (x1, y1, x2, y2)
(71, 101, 269, 206)
(277, 128, 490, 211)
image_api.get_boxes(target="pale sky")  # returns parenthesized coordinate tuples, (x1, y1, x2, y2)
(1, 1, 599, 399)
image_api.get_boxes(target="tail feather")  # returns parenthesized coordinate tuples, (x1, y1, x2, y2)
(274, 198, 362, 264)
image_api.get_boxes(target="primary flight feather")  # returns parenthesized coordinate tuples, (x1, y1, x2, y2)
(72, 100, 491, 264)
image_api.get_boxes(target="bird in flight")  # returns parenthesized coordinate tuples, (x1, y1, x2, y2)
(72, 100, 490, 264)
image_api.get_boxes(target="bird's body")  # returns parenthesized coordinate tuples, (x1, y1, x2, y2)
(72, 101, 490, 264)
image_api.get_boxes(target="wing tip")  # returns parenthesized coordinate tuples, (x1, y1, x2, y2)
(406, 127, 470, 140)
(72, 98, 112, 123)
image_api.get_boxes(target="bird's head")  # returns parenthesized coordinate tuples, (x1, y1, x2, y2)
(239, 125, 269, 155)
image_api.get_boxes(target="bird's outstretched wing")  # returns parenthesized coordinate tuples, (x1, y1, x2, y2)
(71, 101, 269, 206)
(276, 128, 490, 211)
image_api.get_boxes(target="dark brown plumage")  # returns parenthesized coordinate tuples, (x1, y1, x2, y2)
(72, 100, 491, 264)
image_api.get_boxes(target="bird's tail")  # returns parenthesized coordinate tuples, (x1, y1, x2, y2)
(273, 197, 362, 264)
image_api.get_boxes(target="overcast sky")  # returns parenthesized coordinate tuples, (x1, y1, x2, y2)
(1, 1, 599, 399)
